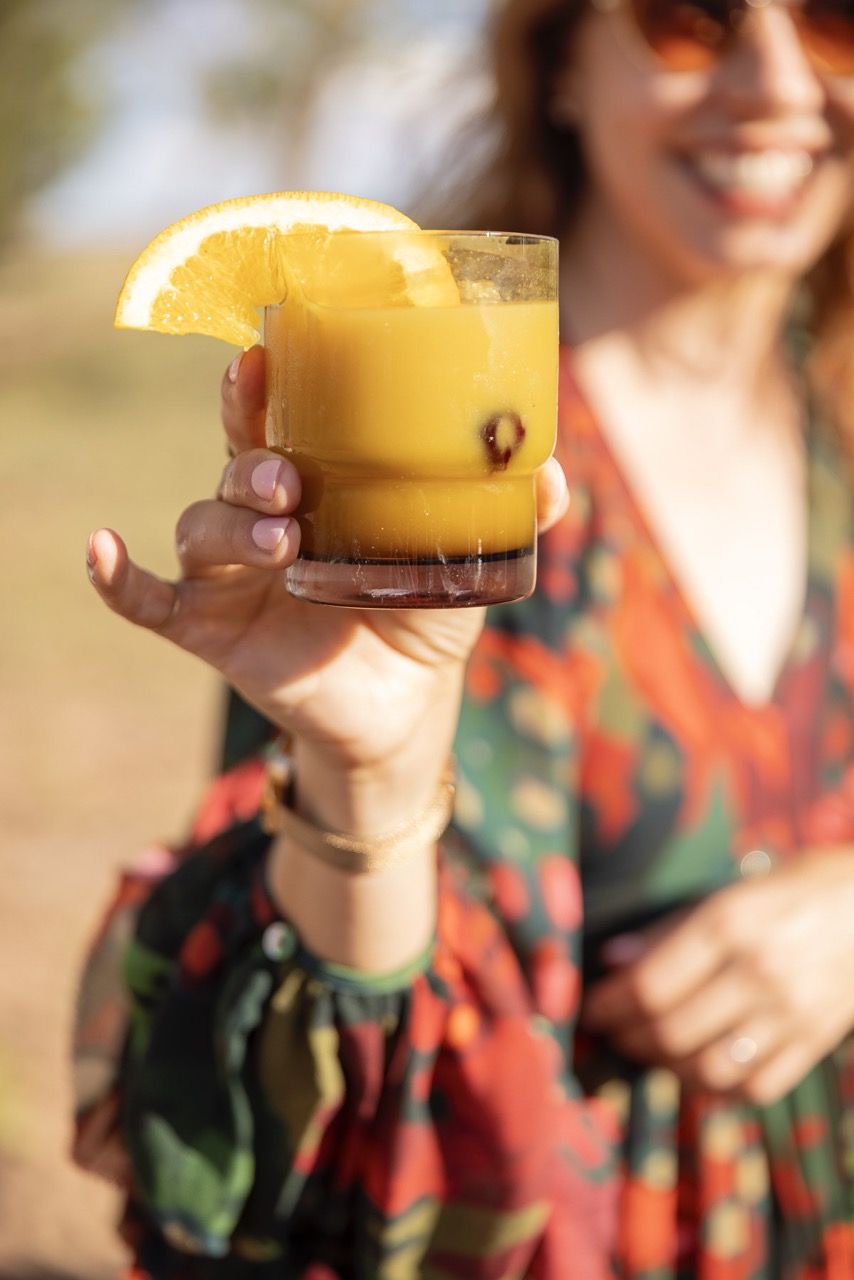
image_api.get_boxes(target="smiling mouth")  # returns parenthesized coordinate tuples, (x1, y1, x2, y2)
(689, 149, 816, 205)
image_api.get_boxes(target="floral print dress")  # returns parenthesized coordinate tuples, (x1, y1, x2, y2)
(74, 349, 854, 1279)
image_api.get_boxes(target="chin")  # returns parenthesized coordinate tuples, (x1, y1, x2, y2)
(654, 217, 835, 287)
(704, 182, 852, 283)
(705, 226, 835, 280)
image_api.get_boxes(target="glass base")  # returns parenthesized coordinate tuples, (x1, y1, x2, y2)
(285, 547, 535, 609)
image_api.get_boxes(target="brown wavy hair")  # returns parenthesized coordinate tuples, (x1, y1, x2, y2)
(427, 0, 854, 441)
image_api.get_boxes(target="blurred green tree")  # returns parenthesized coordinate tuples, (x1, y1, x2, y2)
(201, 0, 363, 178)
(0, 0, 134, 248)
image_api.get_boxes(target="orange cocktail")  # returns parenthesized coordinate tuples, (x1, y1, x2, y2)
(265, 230, 558, 607)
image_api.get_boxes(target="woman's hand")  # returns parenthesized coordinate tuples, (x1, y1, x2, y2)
(581, 848, 854, 1105)
(87, 345, 569, 832)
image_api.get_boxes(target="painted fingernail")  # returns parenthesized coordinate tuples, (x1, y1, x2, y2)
(252, 517, 290, 553)
(251, 459, 282, 502)
(600, 933, 647, 966)
(227, 352, 243, 383)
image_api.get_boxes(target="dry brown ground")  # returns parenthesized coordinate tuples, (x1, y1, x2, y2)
(0, 247, 235, 1277)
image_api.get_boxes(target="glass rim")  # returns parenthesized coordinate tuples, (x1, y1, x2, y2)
(261, 228, 559, 313)
(266, 227, 559, 245)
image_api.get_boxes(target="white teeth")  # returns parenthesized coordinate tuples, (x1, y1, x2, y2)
(693, 149, 814, 200)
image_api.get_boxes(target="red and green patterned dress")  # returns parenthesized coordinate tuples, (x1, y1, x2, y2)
(75, 349, 854, 1279)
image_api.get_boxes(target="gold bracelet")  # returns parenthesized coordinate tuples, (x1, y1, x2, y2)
(261, 736, 456, 874)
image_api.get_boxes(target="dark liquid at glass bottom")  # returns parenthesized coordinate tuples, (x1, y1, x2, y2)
(285, 546, 535, 609)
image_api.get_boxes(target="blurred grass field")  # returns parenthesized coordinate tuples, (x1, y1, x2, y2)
(0, 245, 238, 1276)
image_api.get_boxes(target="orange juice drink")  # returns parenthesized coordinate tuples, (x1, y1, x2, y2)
(264, 231, 559, 607)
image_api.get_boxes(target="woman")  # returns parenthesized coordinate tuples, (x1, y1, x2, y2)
(80, 0, 854, 1275)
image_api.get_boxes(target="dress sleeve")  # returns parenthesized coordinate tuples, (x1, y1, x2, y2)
(75, 795, 618, 1277)
(71, 752, 269, 1180)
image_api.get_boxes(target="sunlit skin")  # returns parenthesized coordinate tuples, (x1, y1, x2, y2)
(87, 6, 854, 1105)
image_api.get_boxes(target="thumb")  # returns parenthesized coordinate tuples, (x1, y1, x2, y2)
(536, 457, 569, 534)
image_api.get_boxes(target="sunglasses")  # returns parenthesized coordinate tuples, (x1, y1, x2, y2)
(592, 0, 854, 76)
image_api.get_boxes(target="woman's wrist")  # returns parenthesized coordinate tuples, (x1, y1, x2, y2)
(263, 737, 455, 874)
(288, 673, 464, 838)
(261, 670, 463, 967)
(291, 744, 451, 838)
(262, 686, 462, 974)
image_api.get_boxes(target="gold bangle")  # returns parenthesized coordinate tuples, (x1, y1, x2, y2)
(261, 736, 456, 874)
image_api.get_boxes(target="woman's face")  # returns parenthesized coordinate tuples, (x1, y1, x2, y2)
(553, 4, 854, 286)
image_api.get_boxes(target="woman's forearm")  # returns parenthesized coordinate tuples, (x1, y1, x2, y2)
(266, 834, 438, 975)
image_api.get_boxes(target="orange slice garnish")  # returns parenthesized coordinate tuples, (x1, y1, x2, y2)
(114, 190, 423, 347)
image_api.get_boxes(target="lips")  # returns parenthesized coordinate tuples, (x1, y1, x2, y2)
(687, 148, 816, 209)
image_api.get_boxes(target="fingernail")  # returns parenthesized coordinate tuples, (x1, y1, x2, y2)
(251, 459, 282, 502)
(86, 533, 97, 569)
(600, 933, 647, 966)
(252, 517, 290, 553)
(227, 353, 243, 384)
(550, 461, 568, 505)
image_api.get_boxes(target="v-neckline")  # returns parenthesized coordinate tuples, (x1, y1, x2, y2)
(564, 354, 815, 714)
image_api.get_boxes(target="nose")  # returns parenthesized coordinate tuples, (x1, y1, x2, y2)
(722, 3, 825, 114)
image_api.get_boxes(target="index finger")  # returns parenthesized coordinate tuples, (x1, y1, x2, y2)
(222, 345, 267, 452)
(583, 904, 724, 1030)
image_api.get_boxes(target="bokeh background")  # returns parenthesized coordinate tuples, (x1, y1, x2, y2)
(0, 2, 492, 1273)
